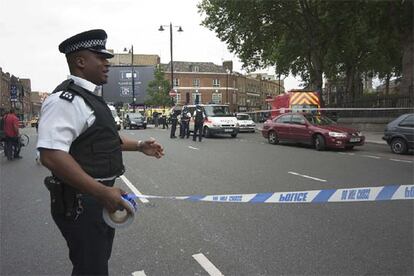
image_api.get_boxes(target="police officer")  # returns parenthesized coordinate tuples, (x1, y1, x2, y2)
(170, 109, 179, 138)
(180, 108, 191, 138)
(37, 29, 164, 275)
(193, 105, 205, 142)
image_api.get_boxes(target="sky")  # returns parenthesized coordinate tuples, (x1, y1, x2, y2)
(0, 0, 302, 93)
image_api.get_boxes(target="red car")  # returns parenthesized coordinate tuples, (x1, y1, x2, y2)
(262, 113, 365, 150)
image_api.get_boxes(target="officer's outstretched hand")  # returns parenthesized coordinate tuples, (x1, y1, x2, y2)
(140, 138, 164, 159)
(97, 186, 130, 213)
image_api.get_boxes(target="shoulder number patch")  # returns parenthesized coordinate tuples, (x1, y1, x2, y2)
(59, 91, 75, 102)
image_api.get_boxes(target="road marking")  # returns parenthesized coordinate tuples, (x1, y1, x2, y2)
(390, 159, 413, 163)
(192, 253, 224, 276)
(131, 271, 146, 276)
(361, 155, 381, 159)
(120, 175, 149, 203)
(188, 146, 199, 150)
(288, 171, 327, 182)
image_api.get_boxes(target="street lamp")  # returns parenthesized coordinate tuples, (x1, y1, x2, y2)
(158, 23, 183, 105)
(124, 45, 135, 112)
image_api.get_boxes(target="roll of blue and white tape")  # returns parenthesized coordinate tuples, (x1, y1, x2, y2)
(103, 194, 138, 229)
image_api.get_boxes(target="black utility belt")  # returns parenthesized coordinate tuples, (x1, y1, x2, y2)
(44, 176, 115, 219)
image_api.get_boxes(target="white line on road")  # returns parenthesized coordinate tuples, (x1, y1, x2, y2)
(288, 171, 327, 182)
(361, 155, 381, 159)
(131, 271, 147, 276)
(390, 159, 413, 164)
(120, 175, 149, 203)
(192, 253, 224, 276)
(188, 146, 199, 150)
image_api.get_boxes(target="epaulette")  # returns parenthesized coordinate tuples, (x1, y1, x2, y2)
(59, 91, 75, 102)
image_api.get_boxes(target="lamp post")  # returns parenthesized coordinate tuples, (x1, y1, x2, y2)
(158, 23, 183, 105)
(124, 45, 135, 112)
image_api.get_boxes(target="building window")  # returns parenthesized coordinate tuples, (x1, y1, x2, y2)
(212, 92, 222, 104)
(173, 78, 180, 87)
(192, 79, 200, 87)
(213, 79, 220, 87)
(176, 92, 181, 103)
(192, 91, 201, 104)
(192, 65, 199, 72)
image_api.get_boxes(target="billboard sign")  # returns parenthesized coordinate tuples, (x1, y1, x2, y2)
(10, 85, 18, 102)
(103, 65, 155, 105)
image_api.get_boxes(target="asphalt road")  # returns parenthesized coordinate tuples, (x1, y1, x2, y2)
(1, 126, 413, 276)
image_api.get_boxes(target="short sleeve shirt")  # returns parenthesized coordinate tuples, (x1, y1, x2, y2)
(37, 75, 101, 152)
(3, 113, 19, 137)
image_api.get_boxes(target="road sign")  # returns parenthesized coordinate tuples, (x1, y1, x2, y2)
(169, 90, 177, 97)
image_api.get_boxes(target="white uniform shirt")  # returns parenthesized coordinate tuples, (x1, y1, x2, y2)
(37, 75, 100, 153)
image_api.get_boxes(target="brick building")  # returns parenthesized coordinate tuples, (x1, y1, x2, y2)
(0, 67, 31, 121)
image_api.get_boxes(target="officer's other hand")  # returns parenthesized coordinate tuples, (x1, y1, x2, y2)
(97, 186, 131, 213)
(141, 138, 164, 159)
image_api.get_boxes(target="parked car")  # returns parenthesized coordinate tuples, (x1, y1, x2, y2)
(382, 113, 414, 154)
(236, 113, 256, 132)
(124, 112, 147, 129)
(261, 112, 365, 150)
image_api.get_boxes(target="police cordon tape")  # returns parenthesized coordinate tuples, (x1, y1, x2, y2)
(103, 184, 414, 228)
(244, 107, 414, 114)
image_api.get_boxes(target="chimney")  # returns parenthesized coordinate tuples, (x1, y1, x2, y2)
(222, 60, 233, 72)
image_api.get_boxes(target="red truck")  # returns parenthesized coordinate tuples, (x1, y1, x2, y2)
(270, 90, 321, 119)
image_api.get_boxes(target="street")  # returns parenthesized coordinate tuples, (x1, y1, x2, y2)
(1, 126, 413, 276)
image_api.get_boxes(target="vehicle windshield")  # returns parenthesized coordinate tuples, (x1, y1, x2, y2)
(128, 113, 143, 119)
(304, 114, 336, 126)
(204, 106, 232, 117)
(291, 104, 319, 113)
(237, 114, 251, 120)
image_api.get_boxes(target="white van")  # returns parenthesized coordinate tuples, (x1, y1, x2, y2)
(184, 104, 239, 138)
(107, 105, 121, 130)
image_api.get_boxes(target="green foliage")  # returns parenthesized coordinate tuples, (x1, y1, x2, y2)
(145, 66, 172, 107)
(198, 0, 412, 98)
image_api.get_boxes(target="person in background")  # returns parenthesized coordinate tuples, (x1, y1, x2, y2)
(3, 108, 22, 160)
(180, 107, 191, 138)
(153, 111, 159, 128)
(37, 29, 164, 275)
(193, 105, 205, 142)
(162, 112, 169, 129)
(170, 110, 178, 138)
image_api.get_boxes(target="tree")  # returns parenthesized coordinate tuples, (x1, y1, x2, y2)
(145, 66, 171, 107)
(199, 0, 413, 104)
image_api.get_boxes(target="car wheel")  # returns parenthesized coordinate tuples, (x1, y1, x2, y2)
(231, 133, 237, 138)
(390, 138, 408, 154)
(314, 134, 326, 151)
(268, 131, 279, 145)
(203, 127, 211, 138)
(345, 146, 354, 150)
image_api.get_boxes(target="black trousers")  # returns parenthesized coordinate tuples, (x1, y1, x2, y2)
(170, 120, 177, 138)
(4, 136, 20, 160)
(180, 121, 189, 138)
(193, 123, 203, 141)
(52, 193, 115, 275)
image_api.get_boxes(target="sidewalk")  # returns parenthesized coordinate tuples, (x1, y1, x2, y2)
(255, 123, 386, 145)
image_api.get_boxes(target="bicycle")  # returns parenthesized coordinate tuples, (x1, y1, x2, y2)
(2, 134, 29, 160)
(19, 134, 29, 147)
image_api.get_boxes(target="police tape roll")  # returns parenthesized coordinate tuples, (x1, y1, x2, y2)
(102, 194, 138, 229)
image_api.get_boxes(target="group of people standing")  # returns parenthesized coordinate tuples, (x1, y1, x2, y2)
(168, 105, 205, 142)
